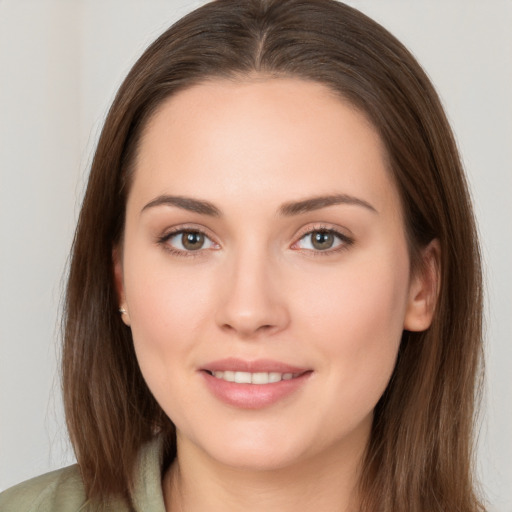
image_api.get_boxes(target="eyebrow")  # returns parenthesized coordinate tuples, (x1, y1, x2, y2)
(279, 194, 378, 216)
(141, 195, 221, 216)
(141, 193, 377, 217)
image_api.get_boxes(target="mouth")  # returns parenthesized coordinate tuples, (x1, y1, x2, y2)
(203, 370, 304, 385)
(200, 358, 312, 408)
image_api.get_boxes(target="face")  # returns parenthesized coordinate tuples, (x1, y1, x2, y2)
(116, 78, 434, 472)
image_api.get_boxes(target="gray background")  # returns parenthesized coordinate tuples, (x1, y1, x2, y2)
(0, 1, 510, 509)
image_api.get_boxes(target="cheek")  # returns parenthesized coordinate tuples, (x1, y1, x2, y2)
(128, 271, 208, 345)
(303, 255, 408, 337)
(297, 249, 410, 404)
(124, 267, 216, 433)
(121, 244, 216, 394)
(127, 274, 212, 351)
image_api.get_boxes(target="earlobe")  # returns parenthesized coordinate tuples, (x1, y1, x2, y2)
(113, 246, 131, 326)
(403, 239, 441, 332)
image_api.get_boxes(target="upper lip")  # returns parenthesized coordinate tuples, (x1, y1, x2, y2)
(201, 357, 309, 374)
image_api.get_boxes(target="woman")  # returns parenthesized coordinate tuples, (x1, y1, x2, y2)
(0, 0, 484, 510)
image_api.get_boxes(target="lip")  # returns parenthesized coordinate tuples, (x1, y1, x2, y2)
(201, 357, 308, 374)
(200, 358, 312, 409)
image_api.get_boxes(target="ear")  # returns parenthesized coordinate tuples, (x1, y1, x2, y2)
(403, 239, 441, 332)
(113, 245, 131, 326)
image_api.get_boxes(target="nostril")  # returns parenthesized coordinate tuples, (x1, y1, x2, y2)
(215, 289, 291, 338)
(220, 322, 277, 338)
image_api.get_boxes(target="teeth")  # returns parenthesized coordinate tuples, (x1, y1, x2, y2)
(235, 371, 252, 384)
(268, 372, 281, 383)
(222, 371, 234, 382)
(251, 372, 269, 384)
(211, 370, 298, 384)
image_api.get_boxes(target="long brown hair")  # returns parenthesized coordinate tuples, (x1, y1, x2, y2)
(63, 1, 484, 510)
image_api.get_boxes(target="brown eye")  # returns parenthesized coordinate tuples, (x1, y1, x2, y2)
(182, 231, 205, 250)
(294, 229, 352, 253)
(162, 229, 216, 254)
(311, 231, 335, 250)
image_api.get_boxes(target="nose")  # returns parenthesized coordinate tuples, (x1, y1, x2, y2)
(215, 247, 290, 339)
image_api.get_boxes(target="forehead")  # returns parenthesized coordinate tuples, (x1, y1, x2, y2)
(130, 77, 400, 218)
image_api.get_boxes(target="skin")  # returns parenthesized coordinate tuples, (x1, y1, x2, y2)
(114, 77, 438, 512)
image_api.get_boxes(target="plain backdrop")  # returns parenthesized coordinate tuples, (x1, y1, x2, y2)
(0, 0, 511, 509)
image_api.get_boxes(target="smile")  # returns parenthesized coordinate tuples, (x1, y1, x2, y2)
(207, 370, 300, 384)
(201, 359, 312, 408)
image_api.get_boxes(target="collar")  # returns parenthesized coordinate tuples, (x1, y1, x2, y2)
(130, 435, 167, 512)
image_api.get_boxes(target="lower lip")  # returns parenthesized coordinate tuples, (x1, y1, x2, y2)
(201, 371, 312, 409)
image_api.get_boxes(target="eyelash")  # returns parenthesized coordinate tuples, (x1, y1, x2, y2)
(157, 226, 219, 258)
(157, 225, 354, 258)
(293, 225, 354, 256)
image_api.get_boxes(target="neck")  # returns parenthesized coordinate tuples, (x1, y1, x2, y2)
(163, 434, 366, 512)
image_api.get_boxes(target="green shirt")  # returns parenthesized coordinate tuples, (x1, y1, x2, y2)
(0, 436, 167, 511)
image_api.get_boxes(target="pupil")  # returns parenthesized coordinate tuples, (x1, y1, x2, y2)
(312, 231, 333, 250)
(182, 232, 204, 250)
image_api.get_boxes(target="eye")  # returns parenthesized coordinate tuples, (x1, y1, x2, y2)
(161, 229, 217, 253)
(294, 229, 352, 252)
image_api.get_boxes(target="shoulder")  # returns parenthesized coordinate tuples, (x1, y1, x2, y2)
(0, 435, 165, 512)
(0, 465, 88, 512)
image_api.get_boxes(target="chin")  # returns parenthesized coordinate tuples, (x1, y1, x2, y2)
(209, 443, 305, 472)
(183, 421, 311, 472)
